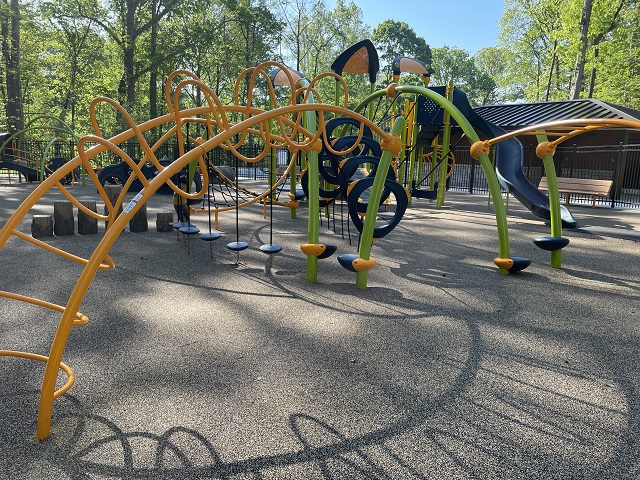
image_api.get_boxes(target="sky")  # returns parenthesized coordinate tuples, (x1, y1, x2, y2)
(331, 0, 505, 55)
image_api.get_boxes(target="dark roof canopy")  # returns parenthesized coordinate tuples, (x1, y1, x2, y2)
(474, 98, 640, 129)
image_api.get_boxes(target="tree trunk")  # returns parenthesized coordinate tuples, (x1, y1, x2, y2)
(149, 0, 159, 124)
(569, 0, 594, 99)
(54, 201, 75, 236)
(3, 0, 24, 134)
(545, 40, 558, 101)
(124, 0, 137, 114)
(78, 200, 98, 235)
(588, 47, 599, 98)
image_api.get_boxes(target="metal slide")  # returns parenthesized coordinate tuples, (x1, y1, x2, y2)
(430, 86, 578, 228)
(0, 157, 39, 182)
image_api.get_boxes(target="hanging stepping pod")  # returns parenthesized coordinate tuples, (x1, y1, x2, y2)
(200, 232, 221, 241)
(226, 157, 248, 253)
(493, 257, 531, 272)
(533, 236, 570, 251)
(227, 241, 249, 251)
(260, 243, 282, 254)
(300, 243, 337, 259)
(337, 254, 376, 272)
(179, 225, 200, 235)
(260, 157, 283, 255)
(201, 174, 222, 242)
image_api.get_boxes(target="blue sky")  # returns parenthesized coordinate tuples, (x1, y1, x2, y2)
(333, 0, 505, 55)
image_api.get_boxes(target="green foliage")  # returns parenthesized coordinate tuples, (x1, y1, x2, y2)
(498, 0, 568, 102)
(497, 0, 639, 107)
(473, 47, 509, 105)
(372, 19, 432, 84)
(273, 0, 371, 109)
(33, 2, 118, 135)
(3, 0, 639, 139)
(589, 1, 640, 107)
(430, 47, 482, 106)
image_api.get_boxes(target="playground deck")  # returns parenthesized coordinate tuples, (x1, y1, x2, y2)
(1, 181, 639, 479)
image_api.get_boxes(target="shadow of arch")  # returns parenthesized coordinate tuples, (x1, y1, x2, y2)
(42, 308, 480, 479)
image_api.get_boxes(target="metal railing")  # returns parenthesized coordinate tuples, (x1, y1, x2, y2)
(448, 143, 640, 209)
(4, 139, 640, 209)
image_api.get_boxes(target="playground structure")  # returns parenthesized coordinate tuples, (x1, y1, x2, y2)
(0, 116, 80, 184)
(0, 60, 518, 440)
(2, 35, 640, 441)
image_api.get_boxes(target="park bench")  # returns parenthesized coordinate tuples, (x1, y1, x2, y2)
(538, 176, 613, 208)
(276, 164, 302, 180)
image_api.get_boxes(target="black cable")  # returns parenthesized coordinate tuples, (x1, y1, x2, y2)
(415, 134, 467, 187)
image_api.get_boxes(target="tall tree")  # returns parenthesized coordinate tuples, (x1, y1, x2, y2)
(588, 0, 640, 107)
(431, 46, 495, 106)
(274, 0, 369, 105)
(473, 47, 509, 105)
(39, 2, 111, 129)
(372, 19, 431, 84)
(46, 0, 183, 118)
(569, 0, 594, 99)
(499, 0, 635, 104)
(499, 0, 567, 102)
(569, 0, 626, 98)
(275, 0, 314, 72)
(1, 0, 24, 134)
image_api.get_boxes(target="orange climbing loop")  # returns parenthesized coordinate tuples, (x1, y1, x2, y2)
(0, 62, 398, 441)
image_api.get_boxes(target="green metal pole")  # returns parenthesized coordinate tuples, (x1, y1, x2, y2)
(355, 84, 511, 273)
(290, 153, 298, 219)
(355, 117, 406, 288)
(400, 101, 410, 204)
(430, 135, 439, 197)
(536, 133, 563, 268)
(436, 83, 453, 208)
(396, 115, 406, 193)
(290, 93, 302, 220)
(416, 144, 424, 191)
(302, 84, 320, 283)
(368, 82, 375, 122)
(407, 103, 418, 207)
(306, 146, 320, 283)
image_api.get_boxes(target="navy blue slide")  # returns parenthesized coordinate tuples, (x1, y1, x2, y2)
(429, 87, 577, 228)
(0, 157, 39, 182)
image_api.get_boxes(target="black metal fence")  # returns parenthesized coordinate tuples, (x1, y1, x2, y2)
(1, 139, 272, 181)
(449, 143, 640, 209)
(4, 139, 640, 209)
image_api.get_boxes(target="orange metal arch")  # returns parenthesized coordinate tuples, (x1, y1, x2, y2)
(0, 65, 397, 440)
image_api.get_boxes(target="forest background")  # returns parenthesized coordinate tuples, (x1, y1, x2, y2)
(0, 0, 639, 138)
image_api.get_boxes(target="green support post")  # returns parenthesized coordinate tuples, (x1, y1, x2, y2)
(355, 118, 406, 288)
(302, 84, 320, 283)
(400, 101, 409, 202)
(436, 83, 453, 208)
(407, 104, 418, 207)
(268, 98, 277, 202)
(290, 153, 298, 219)
(429, 135, 439, 198)
(354, 84, 512, 275)
(416, 143, 424, 194)
(305, 150, 320, 282)
(397, 119, 406, 192)
(537, 133, 563, 268)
